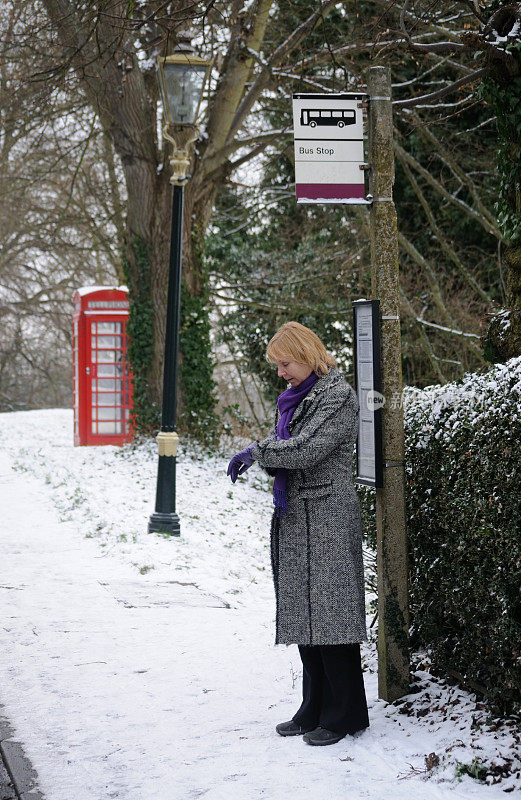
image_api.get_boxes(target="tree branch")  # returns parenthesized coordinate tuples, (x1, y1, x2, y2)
(394, 141, 501, 240)
(399, 288, 447, 383)
(398, 230, 484, 358)
(399, 156, 493, 305)
(414, 315, 480, 339)
(226, 0, 340, 145)
(394, 67, 487, 108)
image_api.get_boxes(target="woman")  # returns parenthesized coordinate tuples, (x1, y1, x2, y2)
(227, 321, 369, 746)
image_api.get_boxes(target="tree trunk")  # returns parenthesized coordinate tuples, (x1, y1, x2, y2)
(123, 170, 172, 425)
(40, 0, 339, 435)
(123, 156, 221, 430)
(175, 176, 221, 433)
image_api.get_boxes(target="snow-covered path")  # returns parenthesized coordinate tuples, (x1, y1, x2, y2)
(0, 410, 517, 799)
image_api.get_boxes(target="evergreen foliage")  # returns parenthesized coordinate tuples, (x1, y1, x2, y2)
(360, 356, 521, 716)
(123, 236, 160, 433)
(179, 266, 220, 447)
(480, 75, 521, 244)
(207, 180, 362, 406)
(208, 1, 501, 400)
(393, 66, 498, 383)
(477, 41, 521, 363)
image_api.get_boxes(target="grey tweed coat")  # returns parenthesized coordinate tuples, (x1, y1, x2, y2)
(250, 366, 367, 647)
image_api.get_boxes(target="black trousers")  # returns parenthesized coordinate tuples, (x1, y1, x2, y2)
(291, 643, 370, 736)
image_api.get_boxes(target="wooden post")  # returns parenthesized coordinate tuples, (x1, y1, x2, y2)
(367, 65, 410, 701)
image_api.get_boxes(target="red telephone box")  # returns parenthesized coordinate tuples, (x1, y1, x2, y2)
(73, 286, 134, 446)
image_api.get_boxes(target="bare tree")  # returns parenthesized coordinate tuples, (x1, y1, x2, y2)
(385, 0, 521, 361)
(30, 0, 343, 430)
(0, 0, 124, 409)
(1, 0, 513, 417)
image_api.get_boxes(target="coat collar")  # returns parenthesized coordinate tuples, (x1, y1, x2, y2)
(287, 366, 342, 429)
(303, 365, 342, 402)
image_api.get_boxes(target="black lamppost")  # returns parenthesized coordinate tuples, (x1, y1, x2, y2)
(148, 44, 211, 536)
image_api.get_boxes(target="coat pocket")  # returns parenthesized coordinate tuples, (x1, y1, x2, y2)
(297, 480, 334, 499)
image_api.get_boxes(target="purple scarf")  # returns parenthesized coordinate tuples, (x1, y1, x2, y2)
(273, 371, 320, 516)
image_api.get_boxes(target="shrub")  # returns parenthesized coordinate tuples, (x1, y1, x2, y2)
(360, 355, 521, 716)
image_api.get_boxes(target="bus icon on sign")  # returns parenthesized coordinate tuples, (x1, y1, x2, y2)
(300, 108, 356, 128)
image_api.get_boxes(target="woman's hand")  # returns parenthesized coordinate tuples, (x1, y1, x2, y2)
(226, 443, 256, 483)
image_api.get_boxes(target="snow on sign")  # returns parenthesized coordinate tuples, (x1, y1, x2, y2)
(292, 92, 370, 204)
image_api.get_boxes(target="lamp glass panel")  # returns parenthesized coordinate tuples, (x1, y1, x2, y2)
(163, 63, 207, 124)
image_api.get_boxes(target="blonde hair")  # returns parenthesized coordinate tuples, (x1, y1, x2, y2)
(266, 321, 337, 376)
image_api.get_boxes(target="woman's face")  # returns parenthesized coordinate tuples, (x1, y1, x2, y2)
(275, 357, 313, 387)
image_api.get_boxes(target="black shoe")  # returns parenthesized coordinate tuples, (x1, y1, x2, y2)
(303, 726, 346, 746)
(276, 720, 316, 737)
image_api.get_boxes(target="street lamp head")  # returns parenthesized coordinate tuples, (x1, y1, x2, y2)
(157, 51, 211, 126)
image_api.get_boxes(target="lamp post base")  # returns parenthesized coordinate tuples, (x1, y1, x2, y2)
(148, 512, 181, 536)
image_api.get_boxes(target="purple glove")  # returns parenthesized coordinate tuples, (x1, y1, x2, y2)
(227, 444, 256, 483)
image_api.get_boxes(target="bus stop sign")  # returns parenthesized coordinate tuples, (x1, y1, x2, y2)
(292, 92, 370, 204)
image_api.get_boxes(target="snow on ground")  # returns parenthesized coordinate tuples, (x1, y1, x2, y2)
(0, 409, 519, 800)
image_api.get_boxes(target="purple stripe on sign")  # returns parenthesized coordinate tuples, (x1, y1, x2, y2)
(296, 183, 366, 200)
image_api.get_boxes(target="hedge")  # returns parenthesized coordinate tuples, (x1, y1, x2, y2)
(359, 355, 521, 716)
